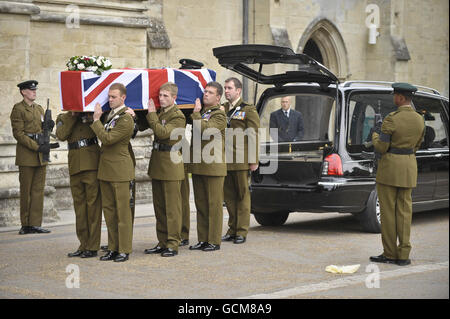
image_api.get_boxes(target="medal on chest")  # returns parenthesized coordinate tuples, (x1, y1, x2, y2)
(202, 110, 213, 121)
(105, 114, 119, 131)
(232, 110, 246, 120)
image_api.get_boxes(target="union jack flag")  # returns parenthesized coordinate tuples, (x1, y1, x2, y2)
(59, 68, 216, 112)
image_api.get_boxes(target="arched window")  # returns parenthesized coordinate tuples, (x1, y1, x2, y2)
(303, 38, 324, 65)
(298, 18, 350, 81)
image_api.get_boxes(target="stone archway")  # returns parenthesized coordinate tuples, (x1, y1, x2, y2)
(297, 18, 350, 81)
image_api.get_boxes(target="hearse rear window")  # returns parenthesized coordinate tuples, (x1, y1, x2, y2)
(258, 94, 336, 143)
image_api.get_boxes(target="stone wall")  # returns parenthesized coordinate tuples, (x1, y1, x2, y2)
(0, 0, 155, 226)
(0, 0, 448, 226)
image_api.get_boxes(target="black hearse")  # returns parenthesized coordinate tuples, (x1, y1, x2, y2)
(213, 44, 449, 233)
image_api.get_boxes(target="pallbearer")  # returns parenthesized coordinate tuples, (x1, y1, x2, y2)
(222, 77, 260, 244)
(144, 82, 186, 257)
(91, 83, 135, 262)
(189, 82, 227, 252)
(56, 111, 102, 258)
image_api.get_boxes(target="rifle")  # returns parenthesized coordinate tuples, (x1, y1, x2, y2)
(372, 113, 382, 173)
(362, 113, 383, 174)
(38, 98, 59, 162)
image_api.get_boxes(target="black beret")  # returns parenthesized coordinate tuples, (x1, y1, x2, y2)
(179, 58, 204, 69)
(392, 82, 417, 95)
(17, 80, 38, 90)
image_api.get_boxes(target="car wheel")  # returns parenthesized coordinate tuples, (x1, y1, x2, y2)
(358, 189, 381, 233)
(253, 212, 289, 226)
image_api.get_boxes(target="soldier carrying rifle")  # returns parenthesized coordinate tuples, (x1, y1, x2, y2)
(10, 80, 59, 235)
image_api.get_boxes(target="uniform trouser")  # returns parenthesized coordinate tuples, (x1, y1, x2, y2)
(180, 171, 190, 240)
(192, 174, 225, 245)
(104, 180, 135, 250)
(224, 170, 251, 237)
(131, 179, 136, 223)
(152, 179, 182, 251)
(99, 180, 133, 254)
(377, 183, 413, 260)
(70, 170, 102, 251)
(19, 165, 46, 227)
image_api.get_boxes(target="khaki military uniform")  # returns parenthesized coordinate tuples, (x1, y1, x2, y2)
(56, 112, 102, 252)
(190, 105, 227, 245)
(147, 105, 186, 251)
(128, 142, 136, 222)
(223, 98, 260, 238)
(372, 105, 425, 260)
(181, 164, 191, 241)
(91, 107, 135, 254)
(180, 125, 192, 242)
(10, 100, 47, 227)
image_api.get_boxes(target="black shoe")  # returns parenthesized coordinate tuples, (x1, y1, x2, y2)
(179, 239, 189, 247)
(100, 251, 118, 261)
(31, 226, 51, 234)
(114, 253, 129, 262)
(144, 246, 165, 254)
(161, 248, 178, 257)
(18, 226, 33, 235)
(233, 236, 246, 244)
(81, 250, 98, 258)
(369, 254, 397, 264)
(202, 243, 220, 251)
(396, 259, 411, 266)
(222, 234, 235, 242)
(189, 242, 207, 250)
(100, 245, 109, 252)
(68, 250, 84, 257)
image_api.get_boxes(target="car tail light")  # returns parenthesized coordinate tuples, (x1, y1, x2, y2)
(322, 154, 343, 176)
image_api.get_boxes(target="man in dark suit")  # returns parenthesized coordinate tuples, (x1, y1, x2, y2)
(269, 96, 304, 142)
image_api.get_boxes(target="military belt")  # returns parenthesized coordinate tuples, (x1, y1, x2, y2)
(387, 147, 414, 155)
(68, 137, 98, 150)
(379, 132, 391, 143)
(153, 142, 173, 152)
(26, 133, 40, 141)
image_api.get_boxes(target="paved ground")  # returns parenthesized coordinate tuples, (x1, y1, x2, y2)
(0, 203, 448, 302)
